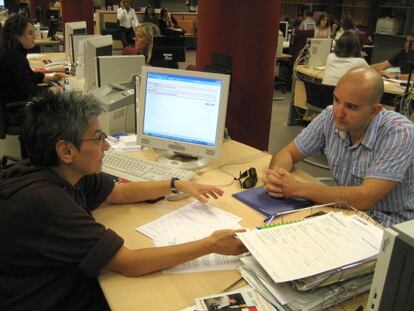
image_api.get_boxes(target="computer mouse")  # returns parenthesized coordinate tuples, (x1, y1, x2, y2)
(165, 193, 190, 201)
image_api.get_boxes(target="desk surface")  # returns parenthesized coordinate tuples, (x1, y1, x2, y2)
(296, 64, 405, 96)
(93, 140, 368, 311)
(35, 38, 61, 45)
(28, 52, 66, 69)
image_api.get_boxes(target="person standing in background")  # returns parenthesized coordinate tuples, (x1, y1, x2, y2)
(117, 0, 139, 47)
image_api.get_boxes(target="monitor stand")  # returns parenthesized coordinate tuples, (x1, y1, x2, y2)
(158, 151, 209, 170)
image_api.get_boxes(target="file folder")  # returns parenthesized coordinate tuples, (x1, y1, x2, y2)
(232, 187, 312, 217)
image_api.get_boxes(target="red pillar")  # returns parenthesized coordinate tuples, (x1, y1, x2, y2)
(196, 0, 280, 151)
(61, 0, 94, 34)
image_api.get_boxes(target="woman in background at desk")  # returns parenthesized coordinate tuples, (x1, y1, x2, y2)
(123, 23, 160, 64)
(141, 5, 158, 25)
(135, 23, 160, 64)
(314, 13, 330, 39)
(0, 14, 64, 105)
(159, 8, 185, 37)
(322, 31, 368, 86)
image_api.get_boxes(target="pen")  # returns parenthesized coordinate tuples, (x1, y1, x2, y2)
(262, 202, 336, 223)
(264, 214, 276, 225)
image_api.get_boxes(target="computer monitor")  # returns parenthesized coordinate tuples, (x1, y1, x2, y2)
(70, 34, 100, 66)
(279, 21, 289, 41)
(150, 37, 185, 68)
(64, 21, 87, 58)
(307, 38, 332, 67)
(304, 21, 315, 30)
(83, 35, 113, 91)
(366, 219, 414, 311)
(136, 66, 230, 170)
(96, 55, 145, 88)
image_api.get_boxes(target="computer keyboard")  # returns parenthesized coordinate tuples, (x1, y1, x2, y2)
(102, 150, 195, 182)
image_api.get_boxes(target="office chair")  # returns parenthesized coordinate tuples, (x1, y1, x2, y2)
(302, 79, 335, 170)
(0, 100, 28, 159)
(276, 29, 314, 91)
(303, 79, 335, 114)
(357, 31, 368, 48)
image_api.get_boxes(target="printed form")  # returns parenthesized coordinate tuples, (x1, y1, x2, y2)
(136, 201, 243, 273)
(237, 212, 383, 283)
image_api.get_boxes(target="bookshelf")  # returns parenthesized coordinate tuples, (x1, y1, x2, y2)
(281, 0, 379, 33)
(377, 0, 414, 35)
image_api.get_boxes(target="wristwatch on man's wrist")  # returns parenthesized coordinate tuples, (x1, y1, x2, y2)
(170, 178, 180, 194)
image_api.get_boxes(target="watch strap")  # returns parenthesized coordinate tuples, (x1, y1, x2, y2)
(170, 177, 180, 194)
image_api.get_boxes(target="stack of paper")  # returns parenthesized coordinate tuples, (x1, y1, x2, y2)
(136, 201, 243, 273)
(236, 212, 383, 310)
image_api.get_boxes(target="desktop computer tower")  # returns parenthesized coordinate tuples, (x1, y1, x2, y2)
(366, 219, 414, 311)
(307, 38, 332, 67)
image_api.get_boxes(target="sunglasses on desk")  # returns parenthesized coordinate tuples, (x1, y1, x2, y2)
(236, 167, 258, 189)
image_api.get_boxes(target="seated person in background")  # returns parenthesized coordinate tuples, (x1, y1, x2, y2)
(135, 23, 160, 64)
(335, 15, 358, 40)
(264, 67, 414, 227)
(371, 33, 414, 81)
(0, 91, 247, 311)
(298, 10, 315, 30)
(0, 14, 64, 122)
(141, 4, 158, 25)
(159, 7, 185, 37)
(117, 0, 139, 47)
(314, 13, 330, 39)
(322, 31, 368, 86)
(123, 23, 160, 64)
(329, 15, 341, 39)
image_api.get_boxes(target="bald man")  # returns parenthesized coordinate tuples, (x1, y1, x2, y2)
(264, 67, 414, 226)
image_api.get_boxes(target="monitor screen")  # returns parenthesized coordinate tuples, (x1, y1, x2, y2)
(0, 0, 4, 7)
(279, 21, 288, 40)
(136, 66, 230, 170)
(84, 35, 113, 91)
(151, 37, 185, 68)
(64, 21, 87, 58)
(96, 55, 145, 88)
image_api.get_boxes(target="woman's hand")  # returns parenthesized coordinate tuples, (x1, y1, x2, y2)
(52, 72, 66, 81)
(176, 180, 224, 203)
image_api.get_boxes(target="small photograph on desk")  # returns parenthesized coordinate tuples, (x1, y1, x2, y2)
(200, 293, 255, 311)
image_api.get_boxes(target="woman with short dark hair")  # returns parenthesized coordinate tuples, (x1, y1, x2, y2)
(322, 31, 368, 86)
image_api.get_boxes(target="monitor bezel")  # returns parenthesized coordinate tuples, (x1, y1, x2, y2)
(83, 35, 113, 91)
(279, 21, 289, 41)
(95, 55, 145, 88)
(64, 21, 87, 58)
(136, 66, 230, 160)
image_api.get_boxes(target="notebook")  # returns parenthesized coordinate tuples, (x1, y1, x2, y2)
(232, 187, 312, 217)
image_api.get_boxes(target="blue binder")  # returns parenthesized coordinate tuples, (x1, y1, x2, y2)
(232, 187, 312, 217)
